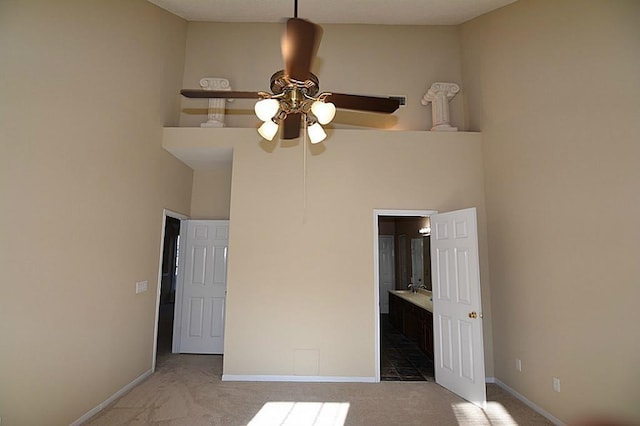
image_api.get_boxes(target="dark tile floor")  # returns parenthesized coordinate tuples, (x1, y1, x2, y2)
(156, 303, 175, 357)
(380, 314, 435, 381)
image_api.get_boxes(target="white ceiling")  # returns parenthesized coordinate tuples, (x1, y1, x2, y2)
(147, 0, 517, 25)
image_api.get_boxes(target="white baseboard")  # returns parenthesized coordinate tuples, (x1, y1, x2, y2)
(70, 369, 153, 425)
(487, 377, 565, 426)
(222, 374, 377, 383)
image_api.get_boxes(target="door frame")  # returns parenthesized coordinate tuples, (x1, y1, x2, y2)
(373, 209, 436, 382)
(152, 208, 189, 372)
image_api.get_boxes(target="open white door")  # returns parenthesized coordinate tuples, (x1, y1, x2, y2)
(431, 208, 486, 408)
(174, 220, 229, 354)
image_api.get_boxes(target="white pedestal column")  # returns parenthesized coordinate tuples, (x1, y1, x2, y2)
(200, 77, 233, 128)
(421, 82, 460, 132)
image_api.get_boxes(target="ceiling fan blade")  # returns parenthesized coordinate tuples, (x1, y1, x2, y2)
(180, 89, 261, 99)
(282, 113, 302, 139)
(325, 93, 401, 114)
(282, 18, 322, 81)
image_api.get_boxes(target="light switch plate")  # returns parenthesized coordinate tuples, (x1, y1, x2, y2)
(135, 280, 148, 294)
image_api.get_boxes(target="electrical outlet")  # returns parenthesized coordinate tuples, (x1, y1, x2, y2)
(516, 358, 522, 372)
(553, 377, 561, 392)
(135, 280, 148, 294)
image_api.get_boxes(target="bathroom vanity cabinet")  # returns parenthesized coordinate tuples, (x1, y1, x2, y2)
(388, 291, 434, 357)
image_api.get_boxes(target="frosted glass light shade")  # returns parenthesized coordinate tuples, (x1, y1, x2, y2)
(311, 101, 336, 125)
(307, 123, 327, 144)
(254, 99, 280, 122)
(258, 120, 279, 141)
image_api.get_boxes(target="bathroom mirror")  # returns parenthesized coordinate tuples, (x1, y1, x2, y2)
(411, 238, 424, 288)
(378, 216, 432, 292)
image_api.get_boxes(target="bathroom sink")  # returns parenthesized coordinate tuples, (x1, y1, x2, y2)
(389, 289, 434, 312)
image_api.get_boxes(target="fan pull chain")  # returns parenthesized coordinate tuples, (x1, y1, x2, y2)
(302, 123, 308, 223)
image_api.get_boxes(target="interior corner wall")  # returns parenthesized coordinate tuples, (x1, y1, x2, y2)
(460, 0, 640, 423)
(190, 166, 233, 219)
(168, 129, 494, 380)
(0, 1, 191, 424)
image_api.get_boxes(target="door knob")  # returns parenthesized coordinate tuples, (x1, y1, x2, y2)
(468, 311, 478, 319)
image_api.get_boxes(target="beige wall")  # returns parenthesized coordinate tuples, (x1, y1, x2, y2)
(9, 0, 637, 422)
(461, 0, 640, 423)
(180, 23, 464, 131)
(190, 166, 233, 219)
(0, 1, 191, 424)
(164, 128, 494, 380)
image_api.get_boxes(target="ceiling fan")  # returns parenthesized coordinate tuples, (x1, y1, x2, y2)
(180, 0, 401, 144)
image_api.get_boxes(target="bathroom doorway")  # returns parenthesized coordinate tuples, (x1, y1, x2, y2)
(375, 210, 435, 382)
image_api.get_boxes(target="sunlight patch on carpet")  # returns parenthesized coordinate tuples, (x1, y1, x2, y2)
(248, 402, 350, 426)
(452, 401, 518, 425)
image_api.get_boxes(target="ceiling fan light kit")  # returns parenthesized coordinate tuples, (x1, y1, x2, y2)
(180, 3, 401, 144)
(254, 98, 280, 122)
(258, 119, 280, 141)
(253, 71, 336, 143)
(307, 122, 327, 144)
(311, 100, 336, 125)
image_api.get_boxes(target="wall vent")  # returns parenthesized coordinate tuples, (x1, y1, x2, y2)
(390, 95, 407, 107)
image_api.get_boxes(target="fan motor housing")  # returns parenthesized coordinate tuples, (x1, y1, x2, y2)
(270, 70, 320, 97)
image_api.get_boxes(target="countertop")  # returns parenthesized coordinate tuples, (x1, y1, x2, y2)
(389, 289, 433, 312)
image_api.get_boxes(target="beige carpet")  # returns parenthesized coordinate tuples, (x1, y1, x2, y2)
(85, 354, 553, 425)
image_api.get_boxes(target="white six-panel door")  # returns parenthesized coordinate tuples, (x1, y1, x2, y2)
(175, 220, 229, 354)
(430, 208, 486, 408)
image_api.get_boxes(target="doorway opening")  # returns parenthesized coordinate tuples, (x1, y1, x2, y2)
(157, 216, 180, 356)
(152, 209, 188, 371)
(374, 209, 436, 382)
